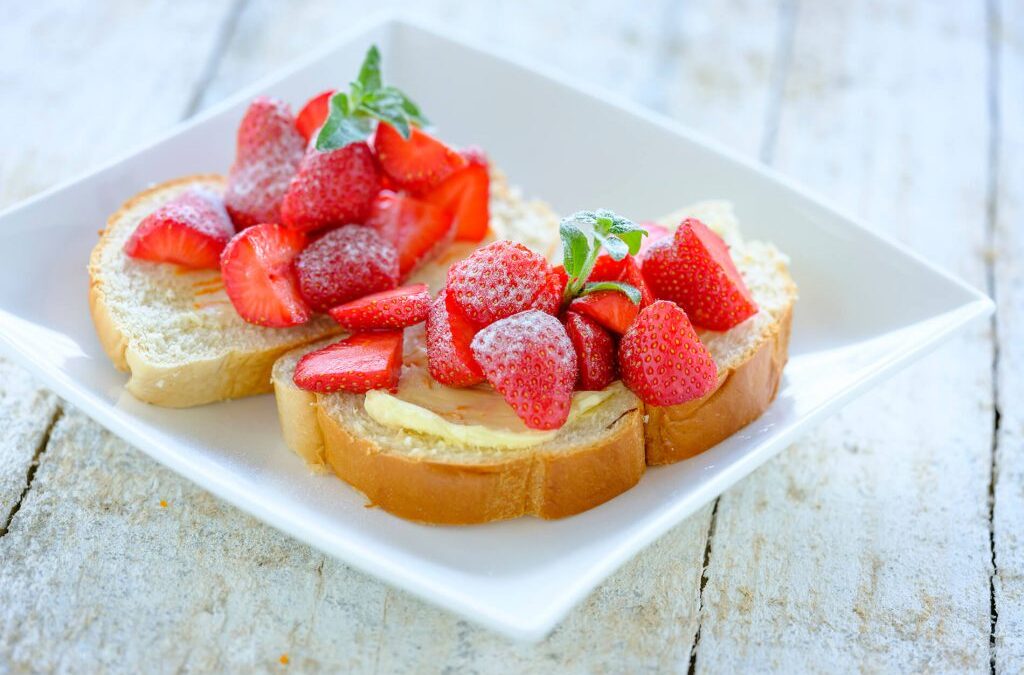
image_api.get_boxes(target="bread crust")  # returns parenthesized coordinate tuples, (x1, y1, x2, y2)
(88, 175, 342, 408)
(316, 401, 646, 524)
(644, 306, 793, 465)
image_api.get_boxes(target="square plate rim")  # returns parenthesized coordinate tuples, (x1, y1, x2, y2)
(0, 13, 995, 642)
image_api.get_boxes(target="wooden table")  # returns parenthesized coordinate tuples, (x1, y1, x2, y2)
(1, 1, 1019, 671)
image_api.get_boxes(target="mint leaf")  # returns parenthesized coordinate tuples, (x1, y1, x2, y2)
(595, 232, 629, 260)
(315, 45, 428, 150)
(582, 281, 641, 304)
(560, 221, 590, 279)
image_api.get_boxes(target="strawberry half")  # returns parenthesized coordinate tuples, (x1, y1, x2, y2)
(293, 331, 403, 394)
(373, 122, 466, 193)
(618, 300, 718, 406)
(124, 189, 234, 270)
(568, 290, 639, 334)
(328, 284, 431, 331)
(425, 290, 484, 387)
(424, 155, 489, 242)
(224, 97, 306, 229)
(640, 218, 757, 330)
(280, 142, 381, 232)
(295, 89, 334, 143)
(470, 310, 577, 430)
(293, 225, 399, 313)
(446, 240, 557, 327)
(563, 311, 616, 391)
(220, 223, 310, 327)
(365, 190, 455, 278)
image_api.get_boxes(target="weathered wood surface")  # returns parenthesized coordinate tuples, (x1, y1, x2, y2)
(0, 0, 1013, 672)
(994, 0, 1023, 672)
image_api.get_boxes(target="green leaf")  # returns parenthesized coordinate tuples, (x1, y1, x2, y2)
(596, 232, 629, 261)
(559, 221, 591, 279)
(316, 92, 373, 150)
(356, 45, 382, 93)
(582, 281, 641, 305)
(614, 229, 645, 255)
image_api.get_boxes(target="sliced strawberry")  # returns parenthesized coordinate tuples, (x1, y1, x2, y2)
(470, 310, 577, 430)
(373, 122, 466, 192)
(424, 159, 489, 242)
(365, 190, 455, 278)
(294, 225, 398, 312)
(220, 223, 310, 327)
(328, 284, 431, 331)
(640, 218, 757, 330)
(532, 265, 568, 316)
(587, 254, 654, 308)
(295, 89, 334, 143)
(446, 240, 556, 327)
(224, 97, 306, 229)
(569, 290, 639, 334)
(280, 142, 381, 232)
(618, 301, 717, 406)
(563, 311, 616, 391)
(293, 331, 403, 394)
(425, 290, 484, 387)
(124, 189, 234, 270)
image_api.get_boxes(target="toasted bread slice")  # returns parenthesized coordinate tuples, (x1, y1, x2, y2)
(272, 201, 794, 523)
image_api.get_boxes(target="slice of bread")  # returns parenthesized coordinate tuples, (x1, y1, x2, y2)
(89, 175, 344, 407)
(272, 200, 795, 523)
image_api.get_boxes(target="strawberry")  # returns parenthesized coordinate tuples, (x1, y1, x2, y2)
(294, 225, 399, 312)
(328, 283, 431, 330)
(588, 254, 654, 308)
(224, 97, 306, 229)
(424, 153, 489, 242)
(220, 223, 310, 327)
(533, 265, 568, 316)
(470, 310, 577, 430)
(295, 89, 334, 143)
(563, 311, 616, 391)
(640, 218, 758, 330)
(365, 190, 455, 278)
(280, 142, 381, 232)
(373, 122, 466, 193)
(124, 189, 234, 269)
(637, 221, 671, 256)
(569, 290, 639, 334)
(446, 240, 557, 327)
(618, 300, 718, 406)
(425, 290, 484, 387)
(293, 331, 403, 394)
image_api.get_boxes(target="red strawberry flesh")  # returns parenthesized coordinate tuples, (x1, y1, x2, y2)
(425, 290, 484, 387)
(424, 160, 489, 242)
(563, 311, 617, 391)
(373, 122, 466, 193)
(328, 284, 431, 331)
(568, 290, 639, 334)
(470, 310, 577, 430)
(366, 190, 455, 278)
(618, 300, 718, 406)
(224, 97, 306, 229)
(281, 142, 381, 232)
(294, 224, 399, 312)
(296, 89, 334, 143)
(220, 223, 310, 327)
(293, 331, 404, 394)
(124, 189, 234, 270)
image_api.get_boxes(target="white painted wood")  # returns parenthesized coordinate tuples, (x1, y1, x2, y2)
(994, 0, 1024, 670)
(693, 3, 996, 672)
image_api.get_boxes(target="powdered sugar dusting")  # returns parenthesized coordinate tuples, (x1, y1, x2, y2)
(447, 240, 554, 326)
(145, 189, 234, 239)
(293, 224, 398, 312)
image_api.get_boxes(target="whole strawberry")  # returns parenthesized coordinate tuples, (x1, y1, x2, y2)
(471, 310, 577, 430)
(446, 240, 557, 327)
(618, 300, 718, 406)
(294, 225, 399, 312)
(280, 143, 381, 232)
(224, 97, 306, 229)
(641, 218, 758, 330)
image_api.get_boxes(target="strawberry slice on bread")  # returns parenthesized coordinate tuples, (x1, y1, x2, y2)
(123, 188, 234, 270)
(293, 331, 404, 394)
(220, 223, 311, 328)
(329, 284, 431, 331)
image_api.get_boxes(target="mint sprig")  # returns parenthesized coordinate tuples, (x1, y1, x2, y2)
(559, 209, 648, 305)
(316, 45, 428, 151)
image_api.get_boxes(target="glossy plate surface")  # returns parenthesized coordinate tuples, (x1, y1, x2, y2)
(0, 16, 993, 641)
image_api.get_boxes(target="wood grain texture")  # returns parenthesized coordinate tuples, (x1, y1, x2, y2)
(993, 0, 1023, 670)
(691, 3, 996, 672)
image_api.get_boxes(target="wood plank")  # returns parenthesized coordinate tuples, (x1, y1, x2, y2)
(993, 0, 1024, 670)
(692, 3, 996, 672)
(0, 0, 785, 669)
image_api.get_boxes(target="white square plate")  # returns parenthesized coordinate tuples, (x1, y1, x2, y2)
(0, 16, 993, 641)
